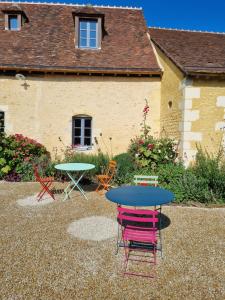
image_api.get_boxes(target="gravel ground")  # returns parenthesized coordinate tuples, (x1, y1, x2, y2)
(0, 182, 225, 300)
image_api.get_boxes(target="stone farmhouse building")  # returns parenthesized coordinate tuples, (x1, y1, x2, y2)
(0, 2, 225, 165)
(149, 28, 225, 165)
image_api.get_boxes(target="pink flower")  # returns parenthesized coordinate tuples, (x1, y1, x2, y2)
(138, 139, 144, 145)
(147, 143, 154, 150)
(143, 105, 150, 113)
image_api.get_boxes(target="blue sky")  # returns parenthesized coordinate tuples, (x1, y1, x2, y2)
(7, 0, 225, 32)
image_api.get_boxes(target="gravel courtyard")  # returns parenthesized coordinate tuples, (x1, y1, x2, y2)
(1, 182, 225, 300)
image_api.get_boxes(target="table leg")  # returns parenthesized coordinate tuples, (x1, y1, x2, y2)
(63, 181, 73, 201)
(63, 171, 88, 200)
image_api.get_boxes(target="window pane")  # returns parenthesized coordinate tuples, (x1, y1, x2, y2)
(85, 119, 91, 127)
(0, 112, 4, 133)
(90, 39, 97, 48)
(80, 29, 87, 39)
(9, 15, 18, 30)
(74, 137, 81, 145)
(80, 20, 87, 30)
(74, 128, 81, 136)
(89, 20, 97, 31)
(80, 38, 87, 47)
(85, 128, 91, 137)
(74, 119, 81, 127)
(90, 31, 96, 39)
(84, 138, 91, 146)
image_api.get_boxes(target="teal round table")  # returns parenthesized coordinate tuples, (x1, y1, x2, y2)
(55, 163, 95, 200)
(106, 186, 174, 206)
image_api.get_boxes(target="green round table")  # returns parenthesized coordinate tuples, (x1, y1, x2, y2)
(55, 163, 95, 200)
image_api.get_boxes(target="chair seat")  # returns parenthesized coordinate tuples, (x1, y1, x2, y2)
(39, 177, 54, 182)
(96, 175, 110, 180)
(123, 226, 157, 244)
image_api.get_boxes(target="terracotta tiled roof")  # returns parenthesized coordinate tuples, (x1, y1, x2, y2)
(149, 27, 225, 76)
(0, 2, 161, 75)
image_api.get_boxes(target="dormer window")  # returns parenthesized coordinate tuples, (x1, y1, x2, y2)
(8, 15, 19, 30)
(74, 13, 102, 50)
(5, 13, 21, 31)
(79, 18, 98, 49)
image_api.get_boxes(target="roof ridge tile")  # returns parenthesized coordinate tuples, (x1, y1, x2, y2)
(149, 26, 225, 35)
(0, 1, 142, 10)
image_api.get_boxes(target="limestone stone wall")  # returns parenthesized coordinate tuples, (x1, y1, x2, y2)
(192, 79, 225, 154)
(151, 45, 225, 166)
(152, 45, 184, 141)
(0, 75, 161, 156)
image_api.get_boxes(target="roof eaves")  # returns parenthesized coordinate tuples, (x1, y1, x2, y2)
(184, 69, 225, 77)
(0, 64, 162, 75)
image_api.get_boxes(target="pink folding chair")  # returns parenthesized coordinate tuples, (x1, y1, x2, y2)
(117, 206, 159, 278)
(134, 174, 163, 258)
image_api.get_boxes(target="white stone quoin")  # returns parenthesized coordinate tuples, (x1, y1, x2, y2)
(179, 82, 202, 167)
(183, 141, 191, 150)
(216, 96, 225, 107)
(215, 122, 225, 131)
(183, 132, 202, 142)
(183, 110, 200, 122)
(183, 87, 200, 99)
(179, 121, 192, 132)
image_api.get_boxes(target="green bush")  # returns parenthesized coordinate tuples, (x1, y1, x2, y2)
(0, 133, 50, 181)
(154, 148, 225, 204)
(62, 150, 110, 179)
(125, 163, 187, 202)
(156, 164, 211, 203)
(118, 153, 225, 204)
(191, 147, 225, 203)
(113, 153, 136, 184)
(16, 154, 55, 182)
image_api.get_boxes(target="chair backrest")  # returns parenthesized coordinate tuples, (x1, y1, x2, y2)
(33, 165, 41, 181)
(134, 175, 158, 187)
(117, 206, 158, 229)
(107, 160, 117, 178)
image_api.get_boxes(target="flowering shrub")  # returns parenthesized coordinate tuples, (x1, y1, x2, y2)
(129, 136, 178, 168)
(0, 133, 50, 180)
(128, 99, 178, 168)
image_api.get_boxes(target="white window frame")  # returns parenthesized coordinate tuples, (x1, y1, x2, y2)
(5, 14, 21, 31)
(75, 16, 102, 50)
(72, 116, 92, 150)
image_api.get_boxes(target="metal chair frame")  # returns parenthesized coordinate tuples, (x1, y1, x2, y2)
(34, 166, 55, 201)
(133, 174, 164, 258)
(95, 160, 117, 194)
(117, 206, 159, 278)
(133, 175, 159, 187)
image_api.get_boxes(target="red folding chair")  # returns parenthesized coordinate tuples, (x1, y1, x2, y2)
(33, 166, 55, 201)
(117, 206, 159, 278)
